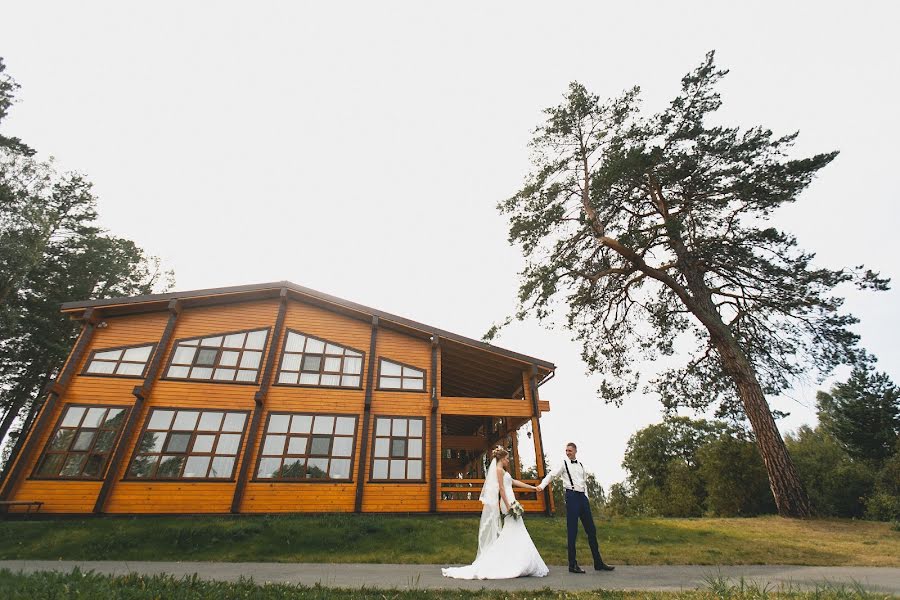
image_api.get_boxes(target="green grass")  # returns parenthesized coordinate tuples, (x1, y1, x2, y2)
(0, 569, 894, 600)
(1, 514, 898, 566)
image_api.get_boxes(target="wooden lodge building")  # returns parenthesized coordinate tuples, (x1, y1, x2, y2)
(0, 282, 555, 515)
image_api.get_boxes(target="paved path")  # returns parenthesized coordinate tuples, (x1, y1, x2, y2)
(2, 561, 899, 593)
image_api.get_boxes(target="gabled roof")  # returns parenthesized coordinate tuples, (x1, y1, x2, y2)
(61, 281, 555, 378)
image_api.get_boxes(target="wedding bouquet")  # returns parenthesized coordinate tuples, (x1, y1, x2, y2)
(501, 500, 525, 527)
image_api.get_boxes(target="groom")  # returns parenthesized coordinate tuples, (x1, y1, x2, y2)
(538, 442, 614, 573)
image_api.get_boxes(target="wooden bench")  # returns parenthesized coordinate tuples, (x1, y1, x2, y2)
(0, 500, 44, 516)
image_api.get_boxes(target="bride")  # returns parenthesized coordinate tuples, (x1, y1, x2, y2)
(442, 446, 549, 579)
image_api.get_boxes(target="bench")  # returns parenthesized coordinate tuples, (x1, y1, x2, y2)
(0, 500, 44, 516)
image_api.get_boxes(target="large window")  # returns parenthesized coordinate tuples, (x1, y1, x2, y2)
(256, 413, 357, 480)
(371, 416, 424, 481)
(276, 330, 364, 388)
(377, 358, 426, 391)
(126, 408, 248, 480)
(33, 404, 128, 479)
(164, 329, 268, 384)
(82, 344, 156, 377)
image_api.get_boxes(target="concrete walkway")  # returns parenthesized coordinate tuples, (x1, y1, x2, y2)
(1, 561, 899, 593)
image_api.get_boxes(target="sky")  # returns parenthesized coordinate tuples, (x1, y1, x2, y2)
(2, 2, 898, 487)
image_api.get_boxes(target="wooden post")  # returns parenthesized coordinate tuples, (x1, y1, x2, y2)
(429, 335, 439, 513)
(527, 366, 552, 515)
(354, 316, 378, 513)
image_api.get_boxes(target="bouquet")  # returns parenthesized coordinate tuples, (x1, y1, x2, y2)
(501, 500, 525, 526)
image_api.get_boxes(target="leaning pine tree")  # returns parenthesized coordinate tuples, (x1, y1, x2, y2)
(492, 52, 889, 517)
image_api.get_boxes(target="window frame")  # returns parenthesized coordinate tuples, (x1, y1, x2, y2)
(368, 414, 426, 484)
(375, 357, 428, 393)
(30, 403, 131, 481)
(160, 327, 271, 386)
(123, 406, 250, 482)
(252, 412, 359, 483)
(273, 329, 366, 391)
(80, 343, 158, 379)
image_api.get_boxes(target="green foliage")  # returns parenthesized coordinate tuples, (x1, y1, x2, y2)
(817, 364, 900, 465)
(865, 441, 900, 521)
(696, 437, 775, 517)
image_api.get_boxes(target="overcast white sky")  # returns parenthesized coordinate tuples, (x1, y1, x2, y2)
(2, 2, 897, 487)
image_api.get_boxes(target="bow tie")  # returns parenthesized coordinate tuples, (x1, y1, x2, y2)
(570, 460, 578, 464)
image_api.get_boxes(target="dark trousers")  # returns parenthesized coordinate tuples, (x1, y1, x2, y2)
(565, 489, 603, 567)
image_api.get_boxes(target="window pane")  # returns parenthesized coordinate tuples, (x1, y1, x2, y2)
(223, 333, 246, 348)
(198, 412, 223, 431)
(245, 330, 267, 350)
(140, 431, 165, 453)
(173, 411, 199, 431)
(375, 418, 391, 436)
(301, 355, 321, 372)
(83, 454, 106, 477)
(320, 374, 340, 386)
(290, 414, 312, 433)
(381, 361, 402, 376)
(189, 367, 213, 379)
(299, 373, 319, 385)
(116, 362, 145, 376)
(334, 417, 355, 435)
(192, 434, 216, 453)
(391, 439, 407, 458)
(62, 407, 86, 427)
(236, 369, 257, 382)
(372, 459, 388, 479)
(408, 419, 423, 437)
(332, 437, 353, 457)
(309, 436, 331, 455)
(389, 459, 405, 479)
(305, 338, 324, 354)
(401, 366, 421, 378)
(402, 377, 424, 391)
(182, 339, 199, 346)
(278, 372, 299, 385)
(183, 456, 211, 478)
(240, 351, 261, 369)
(380, 377, 401, 389)
(167, 365, 190, 378)
(213, 369, 236, 381)
(343, 357, 362, 375)
(37, 453, 64, 476)
(95, 349, 123, 361)
(287, 436, 308, 455)
(281, 354, 301, 371)
(345, 349, 361, 357)
(122, 346, 153, 362)
(72, 430, 96, 451)
(268, 414, 290, 433)
(219, 351, 239, 367)
(209, 456, 235, 478)
(313, 416, 334, 434)
(392, 419, 407, 437)
(263, 435, 286, 455)
(324, 343, 343, 355)
(285, 332, 305, 352)
(222, 413, 246, 432)
(323, 357, 341, 372)
(157, 455, 185, 478)
(128, 456, 157, 478)
(306, 458, 329, 478)
(201, 335, 223, 347)
(280, 458, 305, 478)
(86, 361, 116, 374)
(408, 439, 423, 458)
(148, 410, 174, 430)
(93, 430, 117, 453)
(171, 346, 196, 365)
(341, 375, 360, 387)
(330, 459, 351, 479)
(48, 429, 75, 451)
(216, 433, 241, 455)
(407, 460, 422, 479)
(165, 433, 191, 453)
(374, 438, 389, 458)
(60, 454, 87, 476)
(82, 408, 106, 428)
(196, 349, 218, 366)
(257, 457, 282, 479)
(103, 409, 126, 430)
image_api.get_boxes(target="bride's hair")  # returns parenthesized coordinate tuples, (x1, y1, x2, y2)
(491, 446, 509, 461)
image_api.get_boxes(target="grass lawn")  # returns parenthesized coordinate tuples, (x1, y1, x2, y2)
(0, 514, 897, 566)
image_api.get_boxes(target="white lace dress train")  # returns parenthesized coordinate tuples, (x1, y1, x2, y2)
(442, 472, 549, 579)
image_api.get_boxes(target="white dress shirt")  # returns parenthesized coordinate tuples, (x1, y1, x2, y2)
(540, 458, 590, 498)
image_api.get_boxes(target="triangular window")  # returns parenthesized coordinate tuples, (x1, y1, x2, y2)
(164, 329, 269, 383)
(276, 330, 364, 388)
(378, 358, 426, 391)
(83, 343, 156, 378)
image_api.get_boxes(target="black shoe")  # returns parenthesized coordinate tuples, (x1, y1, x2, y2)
(594, 562, 615, 571)
(568, 564, 586, 574)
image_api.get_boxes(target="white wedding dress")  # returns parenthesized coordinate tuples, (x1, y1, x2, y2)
(442, 469, 549, 579)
